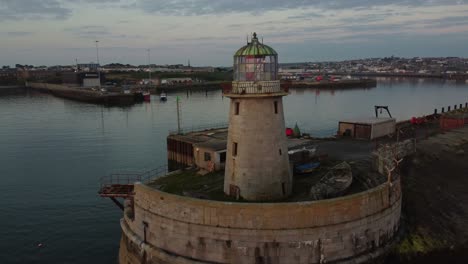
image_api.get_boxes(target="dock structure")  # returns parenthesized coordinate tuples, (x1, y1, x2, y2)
(288, 78, 376, 89)
(98, 166, 168, 210)
(28, 82, 137, 106)
(167, 126, 321, 174)
(167, 127, 229, 171)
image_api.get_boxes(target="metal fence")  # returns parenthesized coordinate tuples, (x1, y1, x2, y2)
(169, 122, 228, 135)
(99, 165, 169, 189)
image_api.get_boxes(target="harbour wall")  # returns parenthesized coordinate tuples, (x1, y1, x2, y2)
(289, 79, 377, 89)
(143, 79, 377, 94)
(27, 82, 135, 105)
(119, 178, 401, 263)
(0, 85, 26, 95)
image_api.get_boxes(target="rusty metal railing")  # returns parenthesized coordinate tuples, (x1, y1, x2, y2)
(99, 165, 169, 190)
(168, 122, 228, 135)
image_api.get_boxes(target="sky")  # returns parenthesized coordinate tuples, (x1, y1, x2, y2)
(1, 0, 468, 67)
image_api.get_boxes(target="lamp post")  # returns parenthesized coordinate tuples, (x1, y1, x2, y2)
(147, 49, 151, 86)
(95, 40, 101, 88)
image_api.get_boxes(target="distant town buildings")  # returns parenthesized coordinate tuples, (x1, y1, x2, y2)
(2, 57, 468, 86)
(100, 63, 214, 73)
(278, 57, 468, 78)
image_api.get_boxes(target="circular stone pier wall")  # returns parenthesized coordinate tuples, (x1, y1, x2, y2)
(119, 181, 401, 264)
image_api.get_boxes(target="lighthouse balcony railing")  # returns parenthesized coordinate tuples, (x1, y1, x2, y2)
(222, 81, 290, 95)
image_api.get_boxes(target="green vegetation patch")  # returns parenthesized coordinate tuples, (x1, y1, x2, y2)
(147, 169, 239, 202)
(396, 227, 447, 256)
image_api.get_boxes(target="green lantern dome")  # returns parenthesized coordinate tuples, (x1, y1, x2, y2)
(234, 32, 277, 57)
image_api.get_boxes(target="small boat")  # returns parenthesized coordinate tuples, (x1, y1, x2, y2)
(295, 162, 320, 174)
(288, 146, 316, 155)
(143, 91, 151, 102)
(160, 92, 167, 101)
(310, 161, 353, 200)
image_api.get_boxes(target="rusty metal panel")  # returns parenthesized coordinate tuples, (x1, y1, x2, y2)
(355, 124, 371, 140)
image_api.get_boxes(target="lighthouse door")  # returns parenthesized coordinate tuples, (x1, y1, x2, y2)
(229, 184, 240, 200)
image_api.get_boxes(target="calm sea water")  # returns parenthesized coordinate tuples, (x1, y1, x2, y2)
(0, 78, 467, 264)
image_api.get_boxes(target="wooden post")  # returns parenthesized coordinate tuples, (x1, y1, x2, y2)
(442, 107, 445, 113)
(176, 96, 181, 134)
(448, 106, 451, 111)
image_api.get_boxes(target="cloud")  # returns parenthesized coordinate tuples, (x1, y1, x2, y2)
(417, 15, 468, 28)
(0, 0, 71, 21)
(4, 31, 34, 36)
(288, 12, 326, 20)
(64, 25, 110, 39)
(64, 25, 146, 40)
(132, 0, 466, 15)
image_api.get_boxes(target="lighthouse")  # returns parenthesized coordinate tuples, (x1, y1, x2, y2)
(223, 33, 292, 201)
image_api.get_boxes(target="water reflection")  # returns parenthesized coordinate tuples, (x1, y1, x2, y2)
(0, 78, 467, 264)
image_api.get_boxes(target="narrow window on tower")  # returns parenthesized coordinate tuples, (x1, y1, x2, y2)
(274, 101, 278, 114)
(233, 142, 238, 156)
(279, 149, 282, 155)
(235, 102, 240, 115)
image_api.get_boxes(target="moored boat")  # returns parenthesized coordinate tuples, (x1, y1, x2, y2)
(143, 91, 151, 102)
(310, 161, 353, 200)
(294, 162, 320, 174)
(160, 92, 167, 101)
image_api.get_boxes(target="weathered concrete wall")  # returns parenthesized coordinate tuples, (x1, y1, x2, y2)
(371, 120, 396, 140)
(28, 82, 135, 105)
(120, 179, 402, 264)
(194, 147, 215, 172)
(194, 148, 225, 172)
(338, 122, 355, 137)
(224, 95, 292, 201)
(27, 82, 70, 90)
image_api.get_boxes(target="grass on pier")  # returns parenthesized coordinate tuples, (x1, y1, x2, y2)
(147, 170, 239, 202)
(146, 157, 381, 202)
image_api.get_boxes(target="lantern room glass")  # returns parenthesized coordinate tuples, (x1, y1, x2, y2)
(234, 55, 278, 81)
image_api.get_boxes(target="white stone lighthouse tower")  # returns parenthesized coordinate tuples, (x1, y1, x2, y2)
(224, 33, 292, 201)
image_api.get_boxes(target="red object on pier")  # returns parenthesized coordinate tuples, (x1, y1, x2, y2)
(440, 117, 465, 130)
(143, 92, 151, 102)
(286, 127, 294, 136)
(221, 82, 232, 93)
(411, 116, 426, 125)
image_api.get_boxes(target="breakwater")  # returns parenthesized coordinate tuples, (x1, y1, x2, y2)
(136, 79, 377, 94)
(0, 85, 26, 95)
(289, 79, 377, 89)
(28, 82, 135, 105)
(336, 72, 468, 80)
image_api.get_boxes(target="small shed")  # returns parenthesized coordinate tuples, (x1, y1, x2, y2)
(338, 117, 396, 140)
(193, 140, 227, 172)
